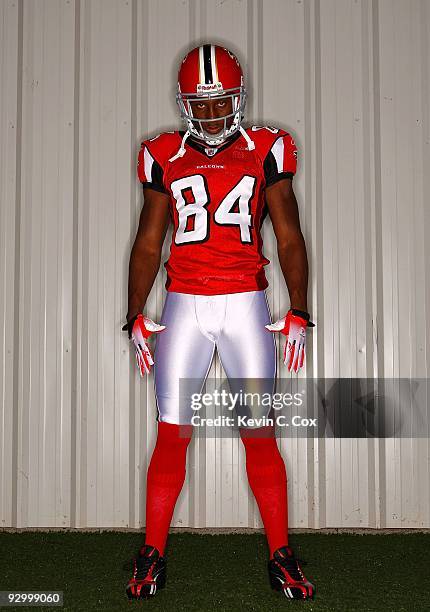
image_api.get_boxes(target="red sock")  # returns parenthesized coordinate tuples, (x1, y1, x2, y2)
(144, 422, 192, 555)
(240, 426, 288, 557)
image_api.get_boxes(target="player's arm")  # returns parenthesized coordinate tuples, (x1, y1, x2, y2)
(265, 177, 308, 311)
(126, 187, 170, 323)
(265, 177, 313, 372)
(123, 187, 170, 378)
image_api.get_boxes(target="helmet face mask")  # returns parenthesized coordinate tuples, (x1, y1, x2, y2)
(176, 45, 247, 147)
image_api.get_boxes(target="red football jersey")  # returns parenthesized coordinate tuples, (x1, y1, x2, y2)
(137, 126, 297, 295)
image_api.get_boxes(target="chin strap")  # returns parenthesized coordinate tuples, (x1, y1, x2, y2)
(168, 130, 190, 162)
(239, 126, 256, 151)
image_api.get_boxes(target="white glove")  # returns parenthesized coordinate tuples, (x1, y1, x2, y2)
(122, 314, 166, 377)
(266, 309, 314, 373)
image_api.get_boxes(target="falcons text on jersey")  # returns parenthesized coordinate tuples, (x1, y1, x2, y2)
(137, 126, 297, 295)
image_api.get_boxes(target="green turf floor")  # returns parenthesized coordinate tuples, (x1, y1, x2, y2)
(0, 532, 428, 612)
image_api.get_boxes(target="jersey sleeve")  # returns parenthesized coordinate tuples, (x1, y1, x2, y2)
(263, 132, 298, 187)
(137, 141, 168, 193)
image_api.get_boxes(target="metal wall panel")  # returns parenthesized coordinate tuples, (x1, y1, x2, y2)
(0, 0, 429, 529)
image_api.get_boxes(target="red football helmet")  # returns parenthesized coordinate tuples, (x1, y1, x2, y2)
(176, 44, 247, 147)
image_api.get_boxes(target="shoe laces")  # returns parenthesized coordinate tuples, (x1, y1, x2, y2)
(134, 548, 158, 581)
(275, 550, 306, 582)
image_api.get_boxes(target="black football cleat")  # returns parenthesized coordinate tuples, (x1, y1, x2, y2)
(268, 546, 315, 600)
(126, 544, 166, 600)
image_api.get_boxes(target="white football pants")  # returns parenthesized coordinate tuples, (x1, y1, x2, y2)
(153, 290, 277, 425)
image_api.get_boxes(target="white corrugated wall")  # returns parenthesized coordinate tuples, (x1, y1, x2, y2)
(1, 0, 429, 529)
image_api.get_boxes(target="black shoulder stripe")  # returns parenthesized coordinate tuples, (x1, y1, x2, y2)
(151, 157, 164, 186)
(263, 150, 278, 183)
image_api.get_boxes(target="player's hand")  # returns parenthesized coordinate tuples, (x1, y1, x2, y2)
(122, 314, 166, 378)
(265, 309, 314, 373)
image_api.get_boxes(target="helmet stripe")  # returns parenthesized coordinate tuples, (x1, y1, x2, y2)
(211, 45, 219, 83)
(202, 44, 213, 83)
(198, 46, 205, 84)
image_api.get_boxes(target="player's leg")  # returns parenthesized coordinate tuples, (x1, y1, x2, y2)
(127, 293, 215, 600)
(144, 421, 193, 555)
(153, 291, 216, 425)
(147, 292, 215, 551)
(216, 290, 314, 599)
(217, 291, 289, 550)
(216, 290, 277, 389)
(240, 425, 289, 556)
(240, 427, 314, 598)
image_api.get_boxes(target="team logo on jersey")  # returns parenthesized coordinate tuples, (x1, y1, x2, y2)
(196, 164, 224, 169)
(197, 82, 223, 94)
(205, 147, 218, 157)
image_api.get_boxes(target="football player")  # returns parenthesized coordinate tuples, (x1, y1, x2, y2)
(123, 44, 315, 601)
